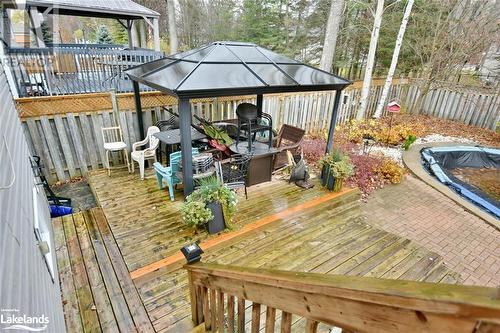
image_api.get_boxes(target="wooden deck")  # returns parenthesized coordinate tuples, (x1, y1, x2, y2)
(53, 169, 460, 332)
(88, 169, 340, 272)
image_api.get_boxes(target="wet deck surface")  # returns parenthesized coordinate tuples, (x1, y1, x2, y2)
(52, 169, 460, 332)
(88, 168, 332, 272)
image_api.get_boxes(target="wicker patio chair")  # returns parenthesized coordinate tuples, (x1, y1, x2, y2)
(273, 124, 306, 170)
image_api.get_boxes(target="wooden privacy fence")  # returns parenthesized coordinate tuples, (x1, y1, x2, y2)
(185, 262, 500, 333)
(17, 78, 499, 183)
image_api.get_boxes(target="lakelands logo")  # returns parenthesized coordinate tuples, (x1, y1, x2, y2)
(0, 309, 49, 331)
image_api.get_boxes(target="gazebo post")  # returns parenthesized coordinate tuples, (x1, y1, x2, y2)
(178, 98, 194, 196)
(326, 89, 343, 153)
(132, 80, 145, 138)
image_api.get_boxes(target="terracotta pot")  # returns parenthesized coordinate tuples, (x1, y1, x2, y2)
(206, 201, 226, 234)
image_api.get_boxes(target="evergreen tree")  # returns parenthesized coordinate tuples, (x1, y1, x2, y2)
(96, 25, 113, 44)
(41, 21, 53, 44)
(110, 21, 128, 45)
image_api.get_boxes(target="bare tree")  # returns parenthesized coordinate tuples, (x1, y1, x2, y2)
(373, 0, 414, 118)
(410, 0, 499, 112)
(356, 0, 384, 120)
(320, 0, 345, 72)
(167, 0, 178, 54)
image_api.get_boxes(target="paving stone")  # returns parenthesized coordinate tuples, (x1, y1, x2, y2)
(361, 175, 500, 287)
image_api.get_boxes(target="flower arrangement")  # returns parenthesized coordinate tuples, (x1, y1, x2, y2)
(181, 201, 213, 227)
(319, 149, 354, 179)
(319, 149, 354, 191)
(181, 177, 237, 230)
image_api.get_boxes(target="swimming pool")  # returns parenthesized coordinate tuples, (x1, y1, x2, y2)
(421, 146, 500, 219)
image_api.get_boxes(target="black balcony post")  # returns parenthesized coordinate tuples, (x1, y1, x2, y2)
(132, 80, 145, 139)
(326, 89, 343, 153)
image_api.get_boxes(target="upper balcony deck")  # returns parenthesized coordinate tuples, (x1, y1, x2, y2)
(4, 44, 164, 97)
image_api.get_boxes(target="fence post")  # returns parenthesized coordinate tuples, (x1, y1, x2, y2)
(110, 89, 120, 126)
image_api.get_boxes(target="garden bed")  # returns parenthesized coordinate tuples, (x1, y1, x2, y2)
(302, 114, 500, 198)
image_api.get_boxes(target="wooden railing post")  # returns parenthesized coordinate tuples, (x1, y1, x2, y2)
(186, 269, 200, 326)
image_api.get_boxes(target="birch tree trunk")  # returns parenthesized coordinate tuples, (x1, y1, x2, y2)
(319, 0, 345, 72)
(373, 0, 414, 118)
(139, 21, 147, 48)
(356, 0, 384, 120)
(167, 0, 178, 54)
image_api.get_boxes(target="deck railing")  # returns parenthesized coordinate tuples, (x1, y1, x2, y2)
(5, 45, 164, 97)
(185, 262, 500, 333)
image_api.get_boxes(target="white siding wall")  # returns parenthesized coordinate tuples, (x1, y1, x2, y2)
(0, 65, 66, 332)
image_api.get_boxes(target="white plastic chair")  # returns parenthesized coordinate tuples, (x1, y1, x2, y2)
(102, 126, 130, 176)
(131, 126, 160, 180)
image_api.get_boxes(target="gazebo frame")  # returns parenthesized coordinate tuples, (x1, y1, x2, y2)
(126, 42, 351, 196)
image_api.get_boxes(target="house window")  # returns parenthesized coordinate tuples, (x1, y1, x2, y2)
(33, 184, 55, 281)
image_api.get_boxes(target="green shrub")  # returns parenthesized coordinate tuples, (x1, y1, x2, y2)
(181, 177, 238, 228)
(402, 135, 417, 150)
(319, 149, 354, 180)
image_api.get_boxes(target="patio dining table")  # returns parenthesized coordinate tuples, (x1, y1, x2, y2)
(153, 128, 207, 163)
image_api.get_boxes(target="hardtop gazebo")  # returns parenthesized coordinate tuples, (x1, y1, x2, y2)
(125, 41, 351, 195)
(1, 0, 161, 50)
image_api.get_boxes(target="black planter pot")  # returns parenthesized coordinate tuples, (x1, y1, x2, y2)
(326, 172, 335, 191)
(320, 165, 329, 187)
(321, 165, 336, 191)
(206, 201, 226, 234)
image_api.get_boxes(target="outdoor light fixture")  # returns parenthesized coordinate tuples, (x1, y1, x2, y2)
(181, 243, 204, 264)
(362, 134, 376, 155)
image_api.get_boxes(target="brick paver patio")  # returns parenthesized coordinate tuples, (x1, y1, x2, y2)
(362, 175, 500, 287)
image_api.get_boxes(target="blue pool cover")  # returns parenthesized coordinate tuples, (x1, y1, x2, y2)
(421, 146, 500, 219)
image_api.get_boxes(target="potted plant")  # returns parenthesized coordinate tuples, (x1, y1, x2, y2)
(319, 149, 354, 192)
(181, 177, 238, 234)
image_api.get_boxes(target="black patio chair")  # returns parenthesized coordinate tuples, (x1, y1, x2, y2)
(155, 116, 181, 163)
(155, 115, 179, 131)
(215, 154, 252, 199)
(235, 103, 273, 152)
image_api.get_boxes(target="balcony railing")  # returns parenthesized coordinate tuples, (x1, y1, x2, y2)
(5, 45, 164, 97)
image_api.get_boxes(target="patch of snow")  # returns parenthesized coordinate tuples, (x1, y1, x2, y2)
(350, 134, 477, 166)
(415, 134, 476, 145)
(370, 146, 403, 164)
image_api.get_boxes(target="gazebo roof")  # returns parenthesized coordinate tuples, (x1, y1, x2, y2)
(4, 0, 160, 20)
(125, 41, 351, 99)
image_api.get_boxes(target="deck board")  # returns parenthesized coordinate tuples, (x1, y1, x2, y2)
(62, 214, 101, 331)
(73, 212, 118, 332)
(52, 217, 85, 332)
